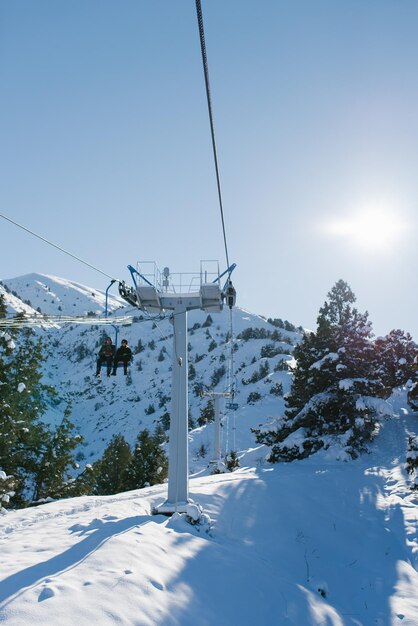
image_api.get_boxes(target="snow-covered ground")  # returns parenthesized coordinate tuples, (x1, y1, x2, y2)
(1, 408, 418, 626)
(2, 274, 418, 625)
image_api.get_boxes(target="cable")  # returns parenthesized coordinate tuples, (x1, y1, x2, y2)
(0, 212, 120, 282)
(0, 314, 134, 328)
(195, 0, 230, 270)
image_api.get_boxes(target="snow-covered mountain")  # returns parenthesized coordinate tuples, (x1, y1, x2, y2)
(2, 274, 418, 624)
(0, 273, 301, 468)
(2, 273, 125, 316)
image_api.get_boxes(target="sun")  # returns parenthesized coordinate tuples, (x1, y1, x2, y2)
(324, 207, 407, 252)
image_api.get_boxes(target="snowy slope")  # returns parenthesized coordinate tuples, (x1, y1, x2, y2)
(0, 275, 299, 467)
(2, 274, 418, 624)
(1, 273, 125, 316)
(0, 282, 39, 317)
(42, 304, 298, 468)
(1, 409, 418, 625)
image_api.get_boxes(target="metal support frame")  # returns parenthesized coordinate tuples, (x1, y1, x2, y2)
(157, 302, 190, 513)
(156, 288, 222, 515)
(119, 261, 235, 516)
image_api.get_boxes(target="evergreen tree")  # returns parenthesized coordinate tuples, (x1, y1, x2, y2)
(254, 280, 382, 461)
(405, 435, 418, 490)
(198, 400, 215, 426)
(66, 464, 97, 498)
(153, 423, 167, 445)
(133, 338, 145, 354)
(374, 329, 417, 397)
(0, 323, 56, 503)
(408, 355, 418, 412)
(32, 412, 83, 501)
(94, 433, 132, 495)
(188, 363, 197, 380)
(0, 299, 81, 506)
(225, 450, 240, 472)
(202, 314, 213, 328)
(125, 429, 168, 489)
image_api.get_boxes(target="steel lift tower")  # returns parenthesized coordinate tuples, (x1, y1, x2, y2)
(119, 261, 236, 515)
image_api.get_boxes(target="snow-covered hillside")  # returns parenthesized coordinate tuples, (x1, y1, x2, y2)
(0, 273, 301, 469)
(2, 273, 125, 316)
(1, 407, 418, 625)
(2, 274, 418, 624)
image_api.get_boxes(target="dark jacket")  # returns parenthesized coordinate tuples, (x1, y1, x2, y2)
(114, 345, 132, 363)
(99, 343, 115, 359)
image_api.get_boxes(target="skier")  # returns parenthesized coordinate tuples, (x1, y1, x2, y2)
(112, 339, 133, 376)
(96, 337, 115, 377)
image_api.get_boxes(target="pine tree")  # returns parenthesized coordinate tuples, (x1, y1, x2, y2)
(66, 464, 97, 497)
(408, 356, 418, 412)
(0, 299, 80, 506)
(374, 329, 417, 397)
(32, 411, 83, 501)
(254, 280, 382, 462)
(198, 399, 215, 426)
(405, 435, 418, 490)
(225, 450, 240, 472)
(0, 324, 54, 503)
(94, 433, 132, 495)
(125, 429, 168, 489)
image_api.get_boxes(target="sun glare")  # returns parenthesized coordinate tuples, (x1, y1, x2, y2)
(324, 208, 407, 252)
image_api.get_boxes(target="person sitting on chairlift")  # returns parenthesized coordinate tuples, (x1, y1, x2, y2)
(96, 337, 115, 378)
(112, 339, 133, 376)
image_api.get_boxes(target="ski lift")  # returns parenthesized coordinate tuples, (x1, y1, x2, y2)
(223, 279, 236, 309)
(96, 279, 134, 378)
(103, 280, 120, 346)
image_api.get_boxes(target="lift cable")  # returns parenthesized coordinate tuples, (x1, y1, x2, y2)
(195, 0, 230, 271)
(0, 314, 135, 329)
(0, 212, 120, 283)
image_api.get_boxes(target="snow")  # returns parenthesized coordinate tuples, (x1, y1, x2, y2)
(310, 352, 339, 370)
(2, 273, 124, 316)
(280, 427, 307, 452)
(2, 275, 418, 624)
(339, 378, 353, 390)
(1, 413, 418, 624)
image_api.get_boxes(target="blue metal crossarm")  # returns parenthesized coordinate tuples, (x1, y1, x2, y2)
(127, 264, 154, 288)
(213, 262, 237, 284)
(105, 279, 117, 318)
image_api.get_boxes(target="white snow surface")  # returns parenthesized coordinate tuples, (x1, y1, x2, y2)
(2, 273, 125, 316)
(1, 410, 418, 625)
(2, 275, 418, 624)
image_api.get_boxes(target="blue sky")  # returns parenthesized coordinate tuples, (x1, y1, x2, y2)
(1, 0, 417, 338)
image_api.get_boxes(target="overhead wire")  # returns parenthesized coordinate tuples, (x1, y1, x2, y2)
(0, 314, 134, 329)
(195, 0, 230, 271)
(195, 1, 238, 455)
(0, 212, 120, 283)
